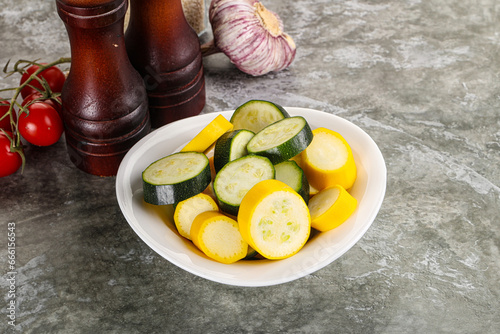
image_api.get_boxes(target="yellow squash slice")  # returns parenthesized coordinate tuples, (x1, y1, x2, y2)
(181, 114, 233, 153)
(238, 179, 311, 260)
(190, 211, 248, 264)
(302, 127, 357, 191)
(173, 193, 219, 240)
(308, 185, 357, 232)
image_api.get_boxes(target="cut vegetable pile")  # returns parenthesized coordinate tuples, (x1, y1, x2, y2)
(142, 100, 359, 264)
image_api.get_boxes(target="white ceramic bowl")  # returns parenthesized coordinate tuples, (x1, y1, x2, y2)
(116, 107, 387, 287)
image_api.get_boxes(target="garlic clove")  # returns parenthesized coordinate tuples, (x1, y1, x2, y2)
(207, 0, 296, 76)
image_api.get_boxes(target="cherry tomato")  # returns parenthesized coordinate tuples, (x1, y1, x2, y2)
(0, 131, 22, 178)
(22, 92, 62, 117)
(18, 102, 64, 146)
(20, 64, 66, 99)
(0, 100, 17, 131)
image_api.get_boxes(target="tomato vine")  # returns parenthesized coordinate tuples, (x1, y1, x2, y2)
(0, 57, 71, 176)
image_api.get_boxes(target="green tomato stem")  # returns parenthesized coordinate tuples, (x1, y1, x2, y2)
(1, 57, 71, 172)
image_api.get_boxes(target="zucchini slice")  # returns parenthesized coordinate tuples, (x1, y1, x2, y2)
(308, 185, 357, 232)
(246, 116, 313, 165)
(275, 160, 310, 204)
(173, 193, 219, 240)
(238, 179, 311, 260)
(213, 155, 275, 216)
(230, 100, 290, 133)
(190, 211, 248, 264)
(244, 246, 259, 259)
(302, 127, 357, 191)
(213, 129, 255, 173)
(142, 152, 211, 205)
(181, 114, 233, 153)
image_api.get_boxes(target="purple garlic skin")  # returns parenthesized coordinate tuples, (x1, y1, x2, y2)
(209, 0, 296, 76)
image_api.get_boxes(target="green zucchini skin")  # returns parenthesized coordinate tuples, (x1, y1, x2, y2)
(275, 160, 310, 204)
(247, 116, 313, 165)
(213, 129, 255, 173)
(230, 100, 290, 133)
(142, 153, 211, 205)
(142, 170, 209, 205)
(213, 154, 275, 216)
(244, 246, 259, 260)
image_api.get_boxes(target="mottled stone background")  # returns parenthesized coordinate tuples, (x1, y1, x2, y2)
(1, 0, 499, 333)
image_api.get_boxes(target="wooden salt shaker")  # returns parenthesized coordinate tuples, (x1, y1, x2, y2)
(125, 0, 206, 128)
(56, 0, 151, 176)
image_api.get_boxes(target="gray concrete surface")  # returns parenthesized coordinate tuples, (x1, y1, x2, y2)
(1, 0, 499, 333)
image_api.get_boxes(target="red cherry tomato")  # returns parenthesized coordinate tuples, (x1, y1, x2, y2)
(22, 92, 63, 117)
(18, 102, 64, 146)
(20, 64, 66, 99)
(0, 100, 17, 131)
(0, 131, 22, 177)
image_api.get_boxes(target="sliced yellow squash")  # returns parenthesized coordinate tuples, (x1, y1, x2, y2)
(302, 127, 357, 191)
(181, 114, 233, 153)
(190, 211, 248, 264)
(238, 179, 311, 260)
(308, 185, 357, 232)
(173, 193, 219, 240)
(309, 184, 320, 197)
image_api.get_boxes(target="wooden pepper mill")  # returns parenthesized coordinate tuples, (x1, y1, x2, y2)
(125, 0, 206, 128)
(56, 0, 151, 176)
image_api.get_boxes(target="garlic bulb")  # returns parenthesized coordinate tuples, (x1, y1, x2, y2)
(204, 0, 296, 76)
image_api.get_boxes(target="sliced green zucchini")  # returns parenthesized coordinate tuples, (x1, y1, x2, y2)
(244, 245, 259, 260)
(213, 129, 255, 173)
(246, 116, 313, 165)
(213, 155, 275, 216)
(230, 100, 290, 133)
(142, 152, 211, 205)
(275, 160, 310, 204)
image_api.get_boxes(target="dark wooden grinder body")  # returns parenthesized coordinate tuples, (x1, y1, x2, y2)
(125, 0, 206, 128)
(56, 0, 151, 176)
